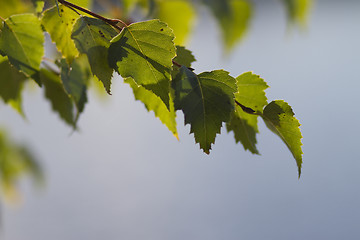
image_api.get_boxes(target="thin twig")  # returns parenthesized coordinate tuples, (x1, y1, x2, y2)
(0, 15, 5, 22)
(57, 0, 127, 31)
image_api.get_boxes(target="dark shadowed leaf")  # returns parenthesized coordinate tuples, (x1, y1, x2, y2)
(172, 67, 237, 153)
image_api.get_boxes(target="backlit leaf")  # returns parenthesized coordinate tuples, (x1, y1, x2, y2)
(125, 78, 178, 138)
(262, 100, 303, 177)
(156, 0, 195, 45)
(0, 0, 32, 19)
(108, 19, 176, 107)
(41, 69, 75, 127)
(42, 5, 80, 63)
(0, 14, 44, 80)
(172, 67, 237, 153)
(226, 72, 268, 154)
(203, 0, 251, 51)
(72, 16, 118, 94)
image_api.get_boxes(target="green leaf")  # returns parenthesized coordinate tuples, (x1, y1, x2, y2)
(0, 56, 27, 115)
(235, 72, 269, 113)
(203, 0, 252, 51)
(0, 14, 44, 80)
(172, 67, 237, 153)
(156, 0, 195, 45)
(71, 16, 118, 94)
(0, 0, 32, 19)
(70, 0, 93, 9)
(227, 109, 259, 154)
(42, 5, 80, 63)
(282, 0, 312, 27)
(41, 68, 75, 127)
(124, 78, 178, 138)
(60, 56, 91, 122)
(108, 19, 176, 107)
(262, 100, 303, 177)
(172, 45, 196, 78)
(226, 72, 268, 154)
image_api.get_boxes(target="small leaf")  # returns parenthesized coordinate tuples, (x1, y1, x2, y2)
(41, 68, 75, 127)
(262, 100, 303, 177)
(124, 78, 178, 138)
(71, 16, 118, 94)
(60, 56, 91, 122)
(172, 67, 237, 153)
(235, 72, 268, 113)
(108, 19, 176, 107)
(42, 5, 80, 63)
(0, 14, 44, 80)
(172, 45, 196, 78)
(0, 56, 27, 115)
(156, 1, 195, 45)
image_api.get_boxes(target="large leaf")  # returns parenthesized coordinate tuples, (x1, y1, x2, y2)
(172, 67, 237, 153)
(0, 14, 44, 80)
(60, 56, 91, 122)
(108, 19, 176, 107)
(226, 72, 268, 154)
(262, 100, 303, 177)
(125, 78, 178, 138)
(156, 0, 195, 45)
(41, 69, 75, 127)
(42, 5, 80, 63)
(0, 56, 27, 115)
(72, 16, 118, 94)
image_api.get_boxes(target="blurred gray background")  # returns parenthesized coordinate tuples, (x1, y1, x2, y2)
(1, 0, 359, 239)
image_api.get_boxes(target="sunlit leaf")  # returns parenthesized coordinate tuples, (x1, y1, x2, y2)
(108, 19, 176, 108)
(235, 72, 268, 113)
(42, 5, 80, 63)
(172, 67, 237, 153)
(156, 0, 195, 45)
(125, 78, 178, 138)
(0, 0, 32, 19)
(72, 16, 118, 94)
(41, 68, 75, 127)
(226, 72, 268, 154)
(0, 14, 44, 81)
(262, 100, 303, 176)
(0, 56, 27, 115)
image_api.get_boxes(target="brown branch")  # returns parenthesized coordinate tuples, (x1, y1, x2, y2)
(57, 0, 127, 31)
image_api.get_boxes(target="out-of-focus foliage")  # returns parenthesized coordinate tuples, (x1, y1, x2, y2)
(0, 130, 43, 203)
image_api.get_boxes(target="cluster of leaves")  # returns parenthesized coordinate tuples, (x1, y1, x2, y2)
(0, 0, 303, 176)
(0, 130, 43, 202)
